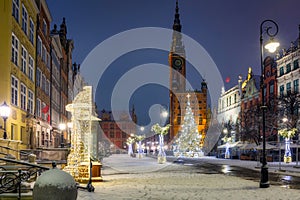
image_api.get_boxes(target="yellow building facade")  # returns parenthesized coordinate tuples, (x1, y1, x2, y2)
(0, 0, 39, 150)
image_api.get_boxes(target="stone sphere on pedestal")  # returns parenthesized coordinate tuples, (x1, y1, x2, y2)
(33, 168, 77, 200)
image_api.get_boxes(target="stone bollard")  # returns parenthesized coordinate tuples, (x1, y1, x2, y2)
(33, 164, 78, 200)
(28, 153, 36, 163)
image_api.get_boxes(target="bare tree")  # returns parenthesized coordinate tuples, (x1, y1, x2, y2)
(278, 91, 300, 139)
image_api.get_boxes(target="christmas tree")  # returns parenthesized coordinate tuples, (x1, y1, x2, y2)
(174, 94, 203, 157)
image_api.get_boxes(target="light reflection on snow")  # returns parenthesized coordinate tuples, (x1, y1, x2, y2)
(221, 165, 231, 173)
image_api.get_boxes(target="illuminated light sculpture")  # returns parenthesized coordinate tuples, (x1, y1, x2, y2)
(64, 86, 102, 184)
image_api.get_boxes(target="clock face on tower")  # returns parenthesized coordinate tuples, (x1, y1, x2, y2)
(173, 58, 183, 70)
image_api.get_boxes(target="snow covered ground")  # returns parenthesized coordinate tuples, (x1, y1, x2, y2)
(77, 154, 300, 200)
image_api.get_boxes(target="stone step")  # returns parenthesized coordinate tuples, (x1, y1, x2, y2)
(0, 192, 32, 200)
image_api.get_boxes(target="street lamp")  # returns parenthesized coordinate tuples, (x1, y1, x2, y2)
(259, 19, 279, 188)
(160, 105, 169, 143)
(0, 102, 11, 139)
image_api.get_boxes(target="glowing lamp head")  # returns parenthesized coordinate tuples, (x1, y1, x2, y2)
(282, 117, 288, 123)
(0, 102, 10, 119)
(59, 123, 66, 130)
(264, 38, 280, 53)
(161, 110, 168, 118)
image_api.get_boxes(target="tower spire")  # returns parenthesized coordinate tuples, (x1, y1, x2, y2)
(173, 0, 181, 32)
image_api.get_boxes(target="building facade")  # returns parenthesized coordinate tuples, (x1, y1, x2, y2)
(35, 0, 53, 148)
(57, 18, 74, 147)
(0, 0, 39, 150)
(276, 26, 300, 133)
(217, 80, 242, 126)
(99, 109, 137, 153)
(0, 0, 76, 155)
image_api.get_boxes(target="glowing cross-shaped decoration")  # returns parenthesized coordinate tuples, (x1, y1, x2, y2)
(186, 93, 191, 99)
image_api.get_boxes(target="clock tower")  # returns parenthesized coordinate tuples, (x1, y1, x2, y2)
(169, 0, 186, 140)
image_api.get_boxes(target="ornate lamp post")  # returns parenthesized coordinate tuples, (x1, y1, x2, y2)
(259, 19, 279, 188)
(0, 102, 11, 139)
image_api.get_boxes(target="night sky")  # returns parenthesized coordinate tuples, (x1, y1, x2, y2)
(47, 0, 300, 126)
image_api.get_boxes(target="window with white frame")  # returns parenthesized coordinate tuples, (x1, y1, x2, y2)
(46, 80, 50, 95)
(21, 4, 28, 34)
(28, 90, 34, 114)
(11, 76, 19, 106)
(29, 18, 34, 44)
(11, 34, 19, 65)
(36, 99, 41, 117)
(43, 19, 47, 36)
(42, 45, 46, 62)
(12, 0, 19, 22)
(46, 52, 50, 69)
(36, 68, 41, 87)
(37, 36, 42, 56)
(41, 102, 46, 120)
(21, 83, 26, 110)
(28, 55, 34, 81)
(41, 74, 46, 92)
(21, 46, 27, 74)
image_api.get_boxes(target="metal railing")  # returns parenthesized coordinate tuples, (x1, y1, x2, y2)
(0, 157, 52, 199)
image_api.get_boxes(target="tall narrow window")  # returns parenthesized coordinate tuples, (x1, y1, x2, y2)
(36, 99, 41, 117)
(42, 45, 46, 62)
(28, 90, 34, 114)
(11, 76, 19, 106)
(279, 67, 284, 76)
(37, 36, 42, 56)
(21, 83, 26, 110)
(11, 34, 19, 65)
(43, 19, 47, 36)
(286, 63, 291, 73)
(21, 4, 28, 34)
(46, 52, 50, 69)
(294, 59, 299, 70)
(294, 79, 299, 93)
(41, 74, 46, 92)
(41, 102, 46, 120)
(36, 68, 41, 87)
(287, 82, 291, 93)
(29, 18, 34, 44)
(21, 46, 27, 74)
(12, 0, 19, 22)
(28, 55, 34, 81)
(45, 80, 50, 95)
(279, 85, 284, 96)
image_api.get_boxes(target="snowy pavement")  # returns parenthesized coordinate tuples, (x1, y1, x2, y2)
(77, 154, 300, 200)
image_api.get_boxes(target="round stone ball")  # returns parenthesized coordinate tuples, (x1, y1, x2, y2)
(33, 168, 77, 200)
